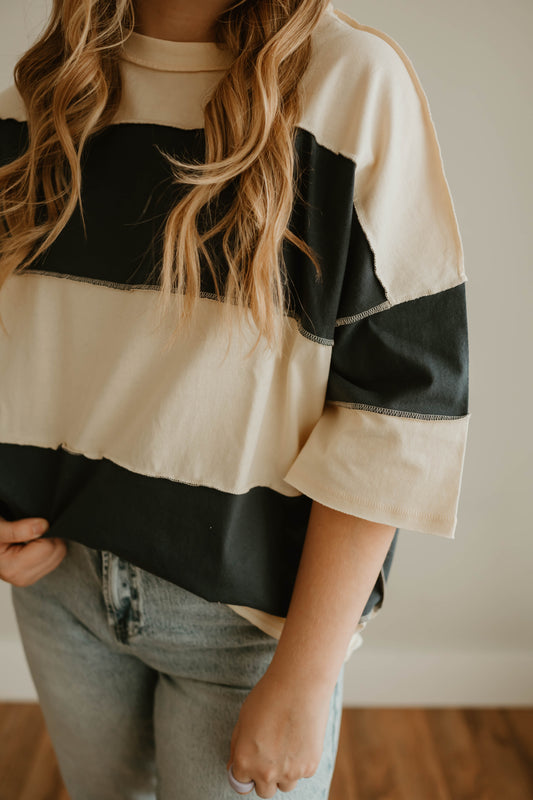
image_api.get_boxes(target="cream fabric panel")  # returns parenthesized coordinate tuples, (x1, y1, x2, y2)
(283, 403, 471, 538)
(299, 6, 466, 305)
(0, 272, 330, 494)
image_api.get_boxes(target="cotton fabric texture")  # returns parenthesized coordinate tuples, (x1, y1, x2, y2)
(0, 2, 469, 662)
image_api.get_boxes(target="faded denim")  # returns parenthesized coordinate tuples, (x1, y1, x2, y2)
(10, 539, 345, 800)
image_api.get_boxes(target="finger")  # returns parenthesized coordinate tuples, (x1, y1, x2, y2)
(0, 538, 65, 585)
(13, 543, 67, 587)
(249, 782, 276, 799)
(229, 763, 255, 795)
(3, 541, 66, 587)
(0, 516, 49, 548)
(235, 788, 255, 796)
(276, 778, 300, 793)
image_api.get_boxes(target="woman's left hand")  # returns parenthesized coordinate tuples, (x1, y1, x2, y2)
(226, 666, 333, 797)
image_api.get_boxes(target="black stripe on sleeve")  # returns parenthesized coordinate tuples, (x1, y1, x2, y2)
(326, 282, 469, 418)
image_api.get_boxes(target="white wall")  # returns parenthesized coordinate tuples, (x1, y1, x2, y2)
(0, 0, 532, 705)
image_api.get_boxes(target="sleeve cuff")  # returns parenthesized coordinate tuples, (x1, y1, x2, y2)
(282, 404, 471, 538)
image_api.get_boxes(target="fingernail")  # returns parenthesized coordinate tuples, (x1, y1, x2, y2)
(31, 519, 49, 535)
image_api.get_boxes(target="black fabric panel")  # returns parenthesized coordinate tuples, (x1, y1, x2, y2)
(0, 442, 397, 618)
(281, 128, 356, 339)
(335, 203, 389, 320)
(326, 282, 469, 417)
(0, 119, 388, 341)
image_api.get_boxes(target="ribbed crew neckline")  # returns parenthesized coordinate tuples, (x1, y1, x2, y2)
(120, 33, 235, 73)
(120, 1, 336, 73)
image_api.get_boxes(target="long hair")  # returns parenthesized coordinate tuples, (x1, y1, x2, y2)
(0, 0, 328, 358)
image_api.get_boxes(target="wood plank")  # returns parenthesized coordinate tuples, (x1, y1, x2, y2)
(18, 727, 68, 800)
(2, 703, 533, 800)
(462, 709, 533, 800)
(342, 708, 397, 799)
(503, 709, 533, 783)
(0, 703, 43, 800)
(423, 708, 489, 799)
(371, 708, 451, 800)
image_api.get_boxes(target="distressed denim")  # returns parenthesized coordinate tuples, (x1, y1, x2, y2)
(10, 539, 345, 800)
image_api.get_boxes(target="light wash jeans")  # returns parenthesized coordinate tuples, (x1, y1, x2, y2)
(10, 539, 345, 800)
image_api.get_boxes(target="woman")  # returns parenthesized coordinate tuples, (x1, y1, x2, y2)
(0, 0, 469, 797)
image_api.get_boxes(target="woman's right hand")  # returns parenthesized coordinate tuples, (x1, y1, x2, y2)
(0, 515, 67, 586)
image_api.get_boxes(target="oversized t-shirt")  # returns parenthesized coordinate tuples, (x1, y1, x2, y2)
(0, 2, 470, 664)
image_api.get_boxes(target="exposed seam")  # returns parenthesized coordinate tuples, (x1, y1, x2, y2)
(334, 274, 469, 326)
(24, 439, 210, 488)
(10, 438, 291, 498)
(352, 179, 392, 303)
(335, 300, 391, 326)
(343, 200, 467, 308)
(16, 268, 162, 292)
(388, 275, 468, 307)
(326, 8, 466, 283)
(328, 400, 470, 421)
(294, 319, 333, 345)
(13, 270, 335, 346)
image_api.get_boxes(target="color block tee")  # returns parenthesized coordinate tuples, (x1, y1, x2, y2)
(0, 2, 470, 664)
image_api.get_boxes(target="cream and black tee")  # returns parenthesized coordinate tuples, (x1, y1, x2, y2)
(0, 2, 470, 663)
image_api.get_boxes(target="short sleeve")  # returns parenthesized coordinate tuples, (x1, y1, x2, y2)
(282, 29, 470, 538)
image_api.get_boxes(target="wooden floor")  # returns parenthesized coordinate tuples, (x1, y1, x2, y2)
(1, 704, 532, 799)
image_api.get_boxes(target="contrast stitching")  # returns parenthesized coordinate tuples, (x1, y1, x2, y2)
(328, 400, 470, 421)
(16, 269, 161, 293)
(14, 270, 335, 346)
(386, 276, 468, 307)
(335, 300, 391, 326)
(335, 277, 469, 327)
(294, 318, 333, 345)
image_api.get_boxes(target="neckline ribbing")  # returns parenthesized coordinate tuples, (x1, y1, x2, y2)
(120, 33, 235, 73)
(120, 2, 336, 73)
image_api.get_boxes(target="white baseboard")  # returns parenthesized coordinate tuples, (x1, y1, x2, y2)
(2, 639, 532, 705)
(343, 646, 533, 706)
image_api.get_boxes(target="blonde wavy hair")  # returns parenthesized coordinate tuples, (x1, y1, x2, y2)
(0, 0, 328, 358)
